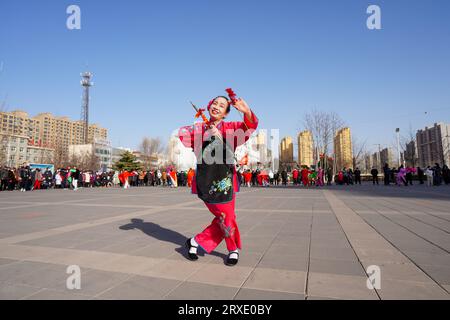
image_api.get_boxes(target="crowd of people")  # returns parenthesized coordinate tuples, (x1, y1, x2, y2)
(0, 166, 195, 192)
(371, 163, 450, 187)
(239, 167, 333, 187)
(238, 164, 450, 188)
(1, 163, 450, 192)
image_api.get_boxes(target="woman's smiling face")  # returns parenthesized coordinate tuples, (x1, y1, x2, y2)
(208, 97, 229, 121)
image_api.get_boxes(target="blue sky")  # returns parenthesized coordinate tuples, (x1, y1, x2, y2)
(1, 0, 449, 155)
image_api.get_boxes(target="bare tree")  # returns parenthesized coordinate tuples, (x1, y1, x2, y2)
(68, 152, 81, 168)
(39, 149, 54, 165)
(140, 137, 164, 169)
(352, 137, 367, 170)
(0, 135, 7, 166)
(53, 144, 69, 169)
(302, 109, 346, 160)
(67, 147, 100, 171)
(80, 152, 100, 171)
(140, 137, 163, 155)
(400, 124, 417, 167)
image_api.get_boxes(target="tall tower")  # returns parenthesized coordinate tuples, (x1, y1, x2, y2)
(298, 130, 314, 167)
(80, 72, 93, 144)
(279, 136, 293, 163)
(334, 127, 353, 170)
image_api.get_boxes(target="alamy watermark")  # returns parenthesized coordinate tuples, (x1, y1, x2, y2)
(66, 265, 81, 290)
(66, 5, 81, 30)
(64, 5, 381, 31)
(366, 265, 381, 290)
(176, 126, 280, 170)
(367, 5, 382, 30)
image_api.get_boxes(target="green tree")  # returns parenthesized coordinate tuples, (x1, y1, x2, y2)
(113, 151, 141, 171)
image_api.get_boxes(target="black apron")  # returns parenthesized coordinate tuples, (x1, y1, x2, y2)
(196, 135, 235, 204)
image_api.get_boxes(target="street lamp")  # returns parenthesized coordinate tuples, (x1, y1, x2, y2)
(396, 128, 401, 167)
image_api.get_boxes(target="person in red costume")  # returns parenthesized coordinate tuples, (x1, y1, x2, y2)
(292, 168, 299, 185)
(179, 93, 258, 266)
(301, 166, 311, 187)
(169, 168, 178, 188)
(187, 168, 195, 188)
(121, 170, 134, 189)
(243, 170, 252, 187)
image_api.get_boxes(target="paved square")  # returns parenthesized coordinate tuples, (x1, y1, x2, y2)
(0, 184, 449, 300)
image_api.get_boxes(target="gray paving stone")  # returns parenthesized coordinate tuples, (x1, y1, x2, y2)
(306, 295, 340, 300)
(187, 263, 253, 287)
(309, 258, 366, 277)
(1, 185, 449, 299)
(258, 253, 308, 271)
(310, 246, 358, 262)
(0, 261, 50, 283)
(7, 263, 70, 288)
(46, 269, 131, 296)
(371, 259, 435, 281)
(0, 283, 42, 300)
(419, 265, 450, 285)
(377, 279, 449, 300)
(243, 268, 306, 294)
(405, 251, 450, 266)
(235, 288, 304, 300)
(25, 288, 93, 300)
(266, 243, 310, 255)
(307, 272, 378, 300)
(96, 275, 181, 300)
(0, 258, 17, 266)
(164, 282, 238, 300)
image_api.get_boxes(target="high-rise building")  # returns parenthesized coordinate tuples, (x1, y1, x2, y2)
(0, 110, 107, 152)
(371, 147, 393, 171)
(297, 130, 314, 167)
(334, 127, 353, 170)
(255, 130, 268, 165)
(416, 123, 450, 168)
(372, 152, 380, 171)
(0, 110, 40, 143)
(364, 153, 374, 174)
(280, 136, 293, 164)
(380, 147, 393, 168)
(403, 140, 418, 167)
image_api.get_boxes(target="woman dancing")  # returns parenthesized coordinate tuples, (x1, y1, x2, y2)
(178, 91, 258, 266)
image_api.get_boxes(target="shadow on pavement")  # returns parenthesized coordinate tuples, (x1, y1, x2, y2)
(119, 218, 228, 261)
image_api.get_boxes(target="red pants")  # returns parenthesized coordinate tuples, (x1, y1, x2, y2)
(33, 180, 41, 190)
(195, 195, 241, 253)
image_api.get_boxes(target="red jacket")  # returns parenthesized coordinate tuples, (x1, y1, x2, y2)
(179, 110, 259, 194)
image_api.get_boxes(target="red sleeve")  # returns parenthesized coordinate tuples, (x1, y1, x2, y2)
(231, 110, 258, 132)
(228, 110, 259, 148)
(243, 110, 258, 130)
